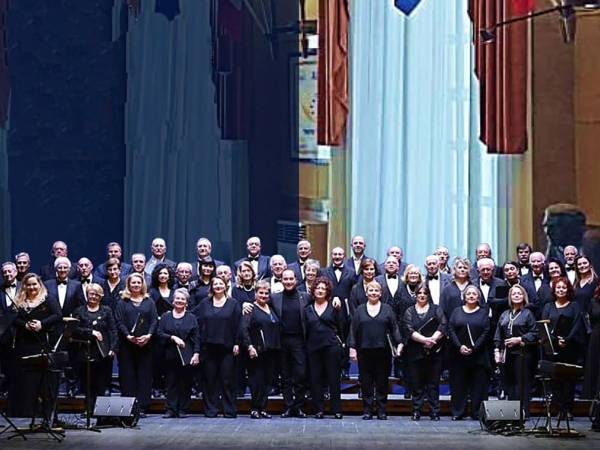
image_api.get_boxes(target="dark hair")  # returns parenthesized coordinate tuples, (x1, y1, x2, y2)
(105, 257, 121, 269)
(312, 276, 333, 301)
(200, 258, 217, 277)
(546, 257, 567, 278)
(575, 255, 598, 280)
(359, 258, 377, 276)
(551, 276, 575, 302)
(151, 263, 175, 289)
(516, 242, 532, 253)
(415, 283, 432, 303)
(208, 276, 228, 298)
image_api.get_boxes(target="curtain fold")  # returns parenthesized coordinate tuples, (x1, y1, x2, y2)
(349, 0, 509, 264)
(469, 0, 529, 154)
(317, 0, 349, 146)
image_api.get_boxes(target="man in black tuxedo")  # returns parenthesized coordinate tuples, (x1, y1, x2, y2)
(234, 236, 271, 280)
(344, 235, 378, 277)
(94, 242, 133, 280)
(521, 252, 552, 318)
(76, 257, 103, 303)
(192, 237, 225, 279)
(0, 262, 19, 396)
(39, 241, 77, 281)
(379, 246, 407, 277)
(470, 243, 502, 280)
(14, 252, 31, 282)
(423, 255, 452, 305)
(563, 245, 578, 285)
(323, 247, 356, 305)
(45, 257, 85, 397)
(515, 243, 532, 277)
(374, 256, 404, 314)
(270, 269, 311, 418)
(474, 258, 508, 325)
(265, 255, 287, 294)
(288, 240, 315, 283)
(144, 237, 177, 277)
(435, 246, 451, 274)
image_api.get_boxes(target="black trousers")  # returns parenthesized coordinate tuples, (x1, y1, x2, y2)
(0, 348, 15, 394)
(552, 349, 578, 414)
(118, 340, 153, 410)
(202, 344, 236, 417)
(502, 351, 532, 415)
(449, 362, 488, 418)
(165, 360, 194, 414)
(247, 349, 278, 411)
(407, 356, 442, 415)
(77, 357, 113, 412)
(358, 348, 390, 414)
(280, 334, 307, 411)
(308, 345, 342, 414)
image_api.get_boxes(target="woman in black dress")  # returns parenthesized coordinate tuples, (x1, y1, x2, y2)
(541, 276, 583, 418)
(447, 284, 490, 420)
(440, 257, 472, 320)
(100, 258, 125, 310)
(157, 288, 200, 418)
(547, 257, 567, 284)
(10, 273, 62, 419)
(231, 261, 256, 305)
(494, 284, 538, 417)
(403, 284, 446, 421)
(149, 263, 176, 316)
(72, 283, 118, 412)
(574, 255, 598, 314)
(349, 258, 377, 314)
(584, 283, 600, 429)
(194, 258, 217, 302)
(304, 277, 345, 419)
(348, 281, 403, 420)
(240, 280, 280, 419)
(192, 276, 241, 418)
(114, 272, 158, 415)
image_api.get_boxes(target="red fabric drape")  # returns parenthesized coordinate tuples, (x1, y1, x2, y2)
(317, 0, 349, 147)
(469, 0, 529, 154)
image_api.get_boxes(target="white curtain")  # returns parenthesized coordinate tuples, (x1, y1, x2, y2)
(349, 0, 514, 265)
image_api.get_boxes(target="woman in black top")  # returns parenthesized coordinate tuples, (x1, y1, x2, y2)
(574, 255, 598, 314)
(297, 259, 319, 294)
(494, 284, 538, 417)
(194, 258, 217, 302)
(403, 284, 446, 421)
(541, 276, 583, 417)
(447, 284, 490, 420)
(114, 272, 158, 414)
(240, 280, 280, 419)
(349, 280, 403, 420)
(584, 284, 600, 429)
(157, 288, 200, 418)
(149, 263, 176, 316)
(100, 257, 125, 310)
(72, 283, 118, 412)
(192, 276, 241, 418)
(349, 258, 377, 314)
(10, 273, 62, 418)
(440, 257, 471, 319)
(304, 277, 345, 419)
(231, 261, 256, 304)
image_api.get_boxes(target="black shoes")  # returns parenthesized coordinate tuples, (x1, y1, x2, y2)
(411, 412, 421, 421)
(177, 412, 188, 418)
(250, 410, 261, 419)
(430, 413, 440, 421)
(362, 413, 373, 420)
(334, 413, 343, 419)
(314, 412, 324, 419)
(162, 411, 176, 419)
(260, 411, 272, 419)
(296, 409, 307, 418)
(377, 413, 388, 420)
(281, 409, 306, 418)
(451, 415, 463, 421)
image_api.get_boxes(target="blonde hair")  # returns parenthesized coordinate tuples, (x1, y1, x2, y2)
(121, 272, 149, 300)
(15, 273, 48, 308)
(86, 282, 105, 299)
(508, 284, 529, 308)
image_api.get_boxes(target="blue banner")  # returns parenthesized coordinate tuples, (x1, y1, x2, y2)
(394, 0, 422, 15)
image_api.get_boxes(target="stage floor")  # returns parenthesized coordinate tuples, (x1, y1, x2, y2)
(1, 415, 597, 449)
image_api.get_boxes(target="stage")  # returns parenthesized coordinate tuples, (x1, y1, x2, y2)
(1, 414, 597, 449)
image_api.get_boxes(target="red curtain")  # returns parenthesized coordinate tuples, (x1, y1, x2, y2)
(317, 0, 349, 147)
(469, 0, 529, 154)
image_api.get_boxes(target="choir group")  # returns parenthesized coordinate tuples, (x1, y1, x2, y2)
(1, 236, 599, 426)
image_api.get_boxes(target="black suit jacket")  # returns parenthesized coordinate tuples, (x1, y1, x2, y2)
(376, 276, 414, 321)
(474, 276, 508, 324)
(44, 279, 85, 318)
(288, 259, 319, 283)
(94, 262, 133, 281)
(322, 265, 356, 302)
(269, 289, 311, 336)
(521, 273, 553, 319)
(0, 282, 19, 315)
(234, 255, 271, 280)
(378, 261, 408, 278)
(344, 255, 380, 277)
(424, 272, 453, 304)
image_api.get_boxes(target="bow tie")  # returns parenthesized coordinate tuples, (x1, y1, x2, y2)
(387, 274, 397, 279)
(273, 278, 282, 283)
(247, 256, 259, 262)
(518, 263, 528, 269)
(334, 266, 343, 272)
(480, 280, 490, 286)
(6, 283, 16, 289)
(57, 280, 68, 286)
(81, 278, 91, 284)
(427, 275, 438, 280)
(566, 266, 575, 272)
(533, 275, 543, 281)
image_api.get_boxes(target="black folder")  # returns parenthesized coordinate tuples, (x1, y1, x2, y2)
(130, 313, 148, 337)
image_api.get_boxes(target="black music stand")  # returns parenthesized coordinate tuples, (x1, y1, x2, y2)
(0, 313, 26, 440)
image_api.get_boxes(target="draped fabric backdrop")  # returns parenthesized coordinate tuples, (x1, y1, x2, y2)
(349, 0, 521, 265)
(124, 0, 238, 263)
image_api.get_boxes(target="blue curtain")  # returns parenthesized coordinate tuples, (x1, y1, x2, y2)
(349, 0, 511, 264)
